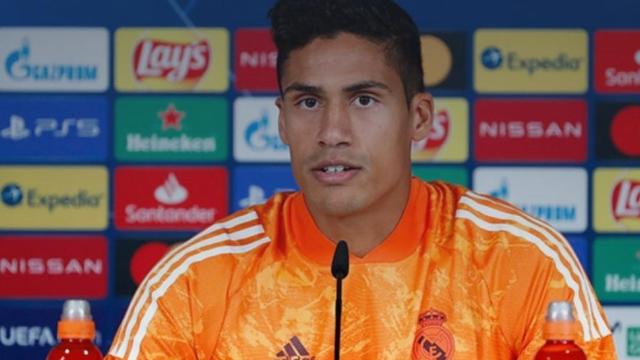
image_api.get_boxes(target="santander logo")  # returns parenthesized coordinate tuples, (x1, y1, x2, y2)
(154, 173, 188, 205)
(612, 180, 640, 220)
(412, 109, 450, 151)
(133, 39, 210, 82)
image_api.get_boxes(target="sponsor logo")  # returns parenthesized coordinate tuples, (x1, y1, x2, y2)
(234, 97, 289, 162)
(412, 309, 455, 360)
(595, 238, 640, 302)
(595, 103, 640, 160)
(0, 28, 108, 91)
(412, 166, 468, 187)
(0, 236, 107, 298)
(0, 97, 108, 161)
(0, 167, 108, 230)
(115, 167, 228, 230)
(605, 306, 640, 358)
(232, 166, 297, 211)
(0, 306, 105, 358)
(593, 168, 640, 232)
(411, 97, 468, 163)
(235, 28, 278, 91)
(115, 97, 227, 161)
(474, 99, 587, 162)
(595, 31, 640, 93)
(474, 29, 588, 93)
(133, 39, 209, 82)
(115, 28, 228, 92)
(473, 167, 587, 232)
(115, 238, 181, 296)
(275, 336, 314, 359)
(420, 32, 466, 90)
(612, 180, 640, 220)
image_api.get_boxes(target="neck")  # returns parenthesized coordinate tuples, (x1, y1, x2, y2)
(308, 178, 412, 258)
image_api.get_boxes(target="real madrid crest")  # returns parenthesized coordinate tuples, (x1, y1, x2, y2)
(412, 309, 455, 360)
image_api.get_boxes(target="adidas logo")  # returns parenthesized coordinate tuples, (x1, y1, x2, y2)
(275, 336, 315, 360)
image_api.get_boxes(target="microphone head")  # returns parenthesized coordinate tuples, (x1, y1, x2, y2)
(331, 240, 350, 280)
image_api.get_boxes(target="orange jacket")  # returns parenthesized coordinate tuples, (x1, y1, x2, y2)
(107, 178, 616, 359)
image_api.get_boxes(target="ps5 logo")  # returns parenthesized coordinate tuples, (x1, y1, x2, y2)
(1, 115, 100, 141)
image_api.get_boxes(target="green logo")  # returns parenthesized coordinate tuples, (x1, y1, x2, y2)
(115, 97, 228, 161)
(629, 327, 640, 356)
(412, 166, 468, 187)
(593, 237, 640, 302)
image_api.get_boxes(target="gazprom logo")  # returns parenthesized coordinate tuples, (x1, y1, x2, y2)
(5, 40, 98, 82)
(481, 47, 503, 70)
(244, 110, 287, 151)
(1, 184, 23, 207)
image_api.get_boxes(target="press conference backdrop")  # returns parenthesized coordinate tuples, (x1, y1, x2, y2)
(0, 0, 639, 358)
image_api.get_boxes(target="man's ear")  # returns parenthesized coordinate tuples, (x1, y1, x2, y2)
(409, 92, 433, 141)
(275, 97, 289, 145)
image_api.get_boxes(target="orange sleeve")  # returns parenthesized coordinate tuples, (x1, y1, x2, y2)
(481, 229, 617, 359)
(104, 233, 237, 359)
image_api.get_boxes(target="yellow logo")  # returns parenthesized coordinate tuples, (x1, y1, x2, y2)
(115, 28, 229, 92)
(421, 35, 452, 87)
(474, 29, 588, 93)
(0, 166, 108, 230)
(593, 168, 640, 232)
(411, 97, 468, 163)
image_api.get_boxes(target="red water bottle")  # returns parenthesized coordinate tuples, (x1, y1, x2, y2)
(535, 301, 587, 360)
(46, 299, 103, 360)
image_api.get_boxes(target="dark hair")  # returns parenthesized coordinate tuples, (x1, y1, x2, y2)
(268, 0, 424, 102)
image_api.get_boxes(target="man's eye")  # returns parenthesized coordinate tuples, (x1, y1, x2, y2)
(355, 95, 375, 107)
(300, 98, 318, 109)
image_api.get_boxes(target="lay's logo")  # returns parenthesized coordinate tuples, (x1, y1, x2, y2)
(412, 109, 450, 152)
(133, 39, 210, 82)
(594, 168, 640, 232)
(612, 180, 640, 221)
(411, 97, 467, 163)
(115, 28, 228, 92)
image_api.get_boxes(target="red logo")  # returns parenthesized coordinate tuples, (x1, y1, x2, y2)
(595, 31, 640, 93)
(412, 109, 450, 152)
(130, 242, 172, 285)
(158, 103, 185, 130)
(412, 309, 455, 360)
(235, 29, 278, 91)
(133, 39, 210, 82)
(474, 99, 587, 162)
(0, 236, 107, 299)
(611, 105, 640, 156)
(612, 180, 640, 220)
(114, 167, 228, 230)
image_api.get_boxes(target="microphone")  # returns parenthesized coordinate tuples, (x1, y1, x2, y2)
(331, 240, 349, 360)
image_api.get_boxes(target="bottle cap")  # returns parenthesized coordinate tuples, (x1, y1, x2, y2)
(543, 301, 578, 340)
(57, 299, 96, 340)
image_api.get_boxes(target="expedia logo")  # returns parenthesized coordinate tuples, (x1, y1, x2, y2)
(1, 184, 23, 207)
(612, 180, 640, 221)
(133, 39, 210, 82)
(1, 183, 102, 212)
(481, 47, 502, 70)
(481, 46, 584, 74)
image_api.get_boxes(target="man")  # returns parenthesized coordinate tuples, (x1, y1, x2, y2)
(106, 0, 616, 358)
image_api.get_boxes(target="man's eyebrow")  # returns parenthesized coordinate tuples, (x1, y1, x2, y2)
(283, 82, 323, 95)
(343, 81, 391, 93)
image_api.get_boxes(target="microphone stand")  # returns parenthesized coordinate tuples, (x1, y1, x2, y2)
(331, 240, 349, 360)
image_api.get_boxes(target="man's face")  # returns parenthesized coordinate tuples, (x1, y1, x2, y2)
(277, 33, 432, 218)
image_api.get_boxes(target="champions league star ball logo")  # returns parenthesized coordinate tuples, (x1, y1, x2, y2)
(412, 309, 455, 360)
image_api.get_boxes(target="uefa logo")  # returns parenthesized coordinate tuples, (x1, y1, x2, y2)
(481, 47, 503, 70)
(1, 183, 23, 207)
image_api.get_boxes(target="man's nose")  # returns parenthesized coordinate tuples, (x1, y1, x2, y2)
(317, 101, 352, 147)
